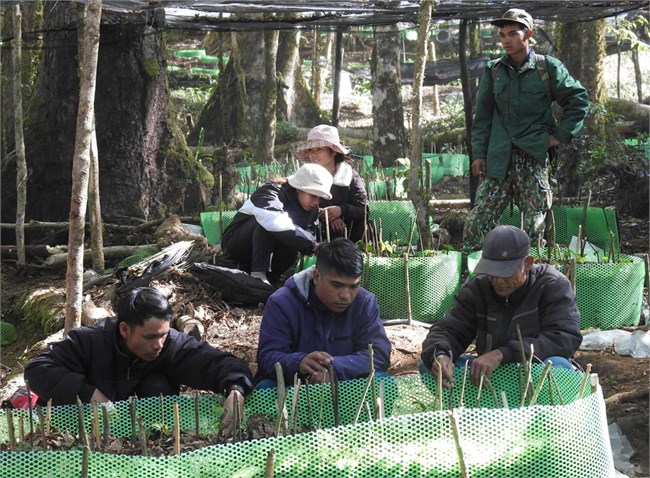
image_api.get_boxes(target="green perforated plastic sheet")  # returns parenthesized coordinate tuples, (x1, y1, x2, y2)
(499, 205, 620, 252)
(0, 365, 614, 477)
(200, 210, 238, 246)
(367, 200, 420, 244)
(299, 251, 461, 323)
(468, 250, 645, 329)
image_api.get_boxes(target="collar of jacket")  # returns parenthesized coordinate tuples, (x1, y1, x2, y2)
(332, 161, 353, 187)
(496, 48, 535, 71)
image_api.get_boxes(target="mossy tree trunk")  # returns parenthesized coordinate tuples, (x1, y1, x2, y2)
(1, 3, 212, 224)
(371, 25, 407, 168)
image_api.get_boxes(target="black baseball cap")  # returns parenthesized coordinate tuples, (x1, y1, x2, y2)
(474, 225, 531, 278)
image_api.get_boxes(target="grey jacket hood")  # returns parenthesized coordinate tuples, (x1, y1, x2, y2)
(291, 265, 315, 301)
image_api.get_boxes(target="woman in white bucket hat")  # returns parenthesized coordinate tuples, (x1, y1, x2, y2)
(221, 163, 333, 286)
(296, 125, 368, 243)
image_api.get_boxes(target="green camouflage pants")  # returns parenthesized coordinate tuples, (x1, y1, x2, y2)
(462, 150, 552, 252)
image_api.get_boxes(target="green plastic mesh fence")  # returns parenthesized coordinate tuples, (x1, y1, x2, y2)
(0, 321, 17, 346)
(200, 210, 238, 246)
(468, 250, 645, 329)
(298, 252, 461, 323)
(499, 205, 619, 252)
(0, 365, 613, 477)
(367, 200, 419, 244)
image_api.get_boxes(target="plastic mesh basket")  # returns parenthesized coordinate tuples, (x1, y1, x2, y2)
(200, 210, 238, 246)
(0, 365, 614, 477)
(468, 249, 645, 329)
(0, 321, 17, 346)
(499, 205, 620, 252)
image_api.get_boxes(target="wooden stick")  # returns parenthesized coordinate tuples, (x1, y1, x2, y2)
(377, 380, 385, 420)
(368, 344, 378, 419)
(303, 377, 313, 430)
(289, 374, 301, 434)
(194, 392, 200, 437)
(26, 382, 35, 450)
(482, 377, 499, 407)
(129, 396, 137, 444)
(435, 356, 443, 411)
(403, 253, 412, 325)
(324, 209, 330, 242)
(6, 409, 16, 450)
(577, 363, 593, 400)
(137, 416, 148, 456)
(274, 362, 288, 436)
(76, 396, 88, 449)
(159, 394, 165, 431)
(36, 406, 46, 448)
(101, 404, 110, 448)
(45, 399, 52, 436)
(353, 369, 376, 425)
(18, 415, 25, 443)
(459, 360, 469, 408)
(91, 402, 100, 450)
(327, 364, 340, 427)
(265, 448, 275, 478)
(449, 410, 468, 478)
(173, 402, 180, 455)
(529, 361, 552, 406)
(81, 445, 90, 478)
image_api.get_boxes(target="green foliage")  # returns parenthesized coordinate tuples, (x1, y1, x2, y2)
(275, 121, 299, 144)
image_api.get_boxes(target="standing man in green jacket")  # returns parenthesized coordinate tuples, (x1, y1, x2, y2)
(463, 8, 590, 252)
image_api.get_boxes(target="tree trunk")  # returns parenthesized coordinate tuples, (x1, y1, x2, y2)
(459, 19, 477, 206)
(631, 45, 643, 102)
(407, 0, 434, 251)
(276, 27, 300, 123)
(371, 25, 407, 168)
(331, 29, 344, 126)
(12, 5, 27, 267)
(88, 119, 104, 273)
(65, 0, 102, 335)
(2, 4, 212, 224)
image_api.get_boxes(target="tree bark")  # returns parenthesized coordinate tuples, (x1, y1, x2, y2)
(459, 19, 476, 206)
(65, 0, 102, 335)
(276, 26, 300, 123)
(2, 5, 211, 224)
(47, 245, 159, 268)
(407, 0, 434, 251)
(12, 5, 27, 267)
(371, 25, 407, 168)
(88, 119, 104, 273)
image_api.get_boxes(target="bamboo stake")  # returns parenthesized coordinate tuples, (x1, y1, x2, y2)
(137, 416, 148, 456)
(377, 380, 385, 420)
(449, 410, 468, 478)
(289, 374, 301, 434)
(529, 361, 553, 406)
(159, 394, 165, 431)
(435, 356, 443, 411)
(520, 344, 534, 407)
(36, 406, 46, 448)
(324, 209, 331, 242)
(26, 382, 34, 450)
(45, 399, 52, 436)
(327, 364, 340, 426)
(459, 360, 469, 408)
(500, 391, 509, 409)
(367, 343, 377, 418)
(403, 253, 413, 325)
(476, 373, 485, 407)
(304, 377, 313, 430)
(18, 415, 25, 443)
(173, 402, 180, 455)
(353, 369, 376, 424)
(101, 404, 110, 448)
(317, 375, 325, 430)
(6, 409, 16, 450)
(548, 369, 566, 405)
(265, 448, 275, 478)
(76, 396, 88, 450)
(577, 363, 593, 400)
(81, 444, 90, 478)
(482, 376, 499, 407)
(275, 362, 288, 436)
(194, 392, 200, 437)
(128, 396, 137, 444)
(219, 174, 224, 242)
(91, 402, 100, 450)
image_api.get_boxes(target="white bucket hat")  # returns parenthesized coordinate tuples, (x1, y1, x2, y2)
(287, 163, 333, 200)
(296, 125, 350, 159)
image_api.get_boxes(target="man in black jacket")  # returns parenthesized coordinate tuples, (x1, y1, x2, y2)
(25, 287, 253, 433)
(421, 225, 582, 388)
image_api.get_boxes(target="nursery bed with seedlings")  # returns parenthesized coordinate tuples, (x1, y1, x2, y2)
(1, 362, 616, 478)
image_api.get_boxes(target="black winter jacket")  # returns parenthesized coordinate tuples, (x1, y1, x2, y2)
(24, 317, 253, 405)
(421, 264, 582, 369)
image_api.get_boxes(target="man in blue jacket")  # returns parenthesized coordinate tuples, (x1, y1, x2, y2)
(255, 238, 391, 388)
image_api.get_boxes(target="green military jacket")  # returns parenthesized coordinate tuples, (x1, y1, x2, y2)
(471, 52, 590, 179)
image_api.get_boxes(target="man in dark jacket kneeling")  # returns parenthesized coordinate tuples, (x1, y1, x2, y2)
(421, 225, 582, 389)
(255, 238, 391, 389)
(25, 287, 253, 435)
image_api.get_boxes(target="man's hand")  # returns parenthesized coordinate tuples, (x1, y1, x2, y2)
(219, 388, 245, 439)
(328, 217, 346, 233)
(300, 351, 333, 383)
(548, 135, 561, 148)
(470, 349, 503, 386)
(471, 158, 486, 177)
(431, 354, 455, 389)
(90, 388, 110, 403)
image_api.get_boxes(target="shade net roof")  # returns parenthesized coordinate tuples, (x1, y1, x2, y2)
(5, 0, 649, 32)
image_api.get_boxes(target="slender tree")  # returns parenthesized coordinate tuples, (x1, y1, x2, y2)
(12, 4, 27, 267)
(64, 0, 102, 334)
(407, 0, 434, 250)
